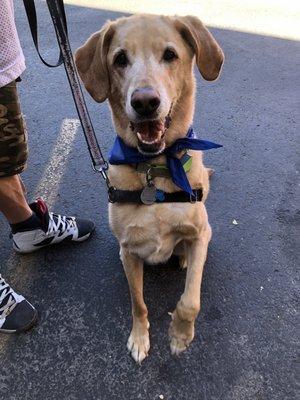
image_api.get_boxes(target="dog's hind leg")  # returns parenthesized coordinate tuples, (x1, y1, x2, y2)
(120, 248, 150, 364)
(169, 222, 212, 355)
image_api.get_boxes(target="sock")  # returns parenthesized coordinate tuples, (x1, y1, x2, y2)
(10, 212, 42, 234)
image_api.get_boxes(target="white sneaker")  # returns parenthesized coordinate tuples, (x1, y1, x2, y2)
(12, 199, 95, 254)
(0, 275, 37, 333)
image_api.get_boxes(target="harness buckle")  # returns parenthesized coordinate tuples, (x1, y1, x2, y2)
(108, 186, 117, 203)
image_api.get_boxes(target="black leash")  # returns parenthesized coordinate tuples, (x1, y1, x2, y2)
(23, 0, 110, 186)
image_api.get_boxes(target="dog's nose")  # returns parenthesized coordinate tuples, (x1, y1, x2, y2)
(131, 87, 160, 117)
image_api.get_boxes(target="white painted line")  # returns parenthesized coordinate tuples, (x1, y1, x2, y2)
(34, 118, 80, 208)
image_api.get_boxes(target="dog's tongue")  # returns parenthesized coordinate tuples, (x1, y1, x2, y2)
(136, 120, 164, 142)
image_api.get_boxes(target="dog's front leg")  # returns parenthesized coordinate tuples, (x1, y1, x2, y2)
(169, 223, 212, 355)
(120, 248, 150, 363)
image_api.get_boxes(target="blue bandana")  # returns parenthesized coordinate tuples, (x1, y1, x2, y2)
(109, 128, 222, 195)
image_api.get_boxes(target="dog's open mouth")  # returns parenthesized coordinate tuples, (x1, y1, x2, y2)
(131, 119, 167, 155)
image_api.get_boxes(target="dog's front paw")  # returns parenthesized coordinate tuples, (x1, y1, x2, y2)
(127, 322, 150, 364)
(169, 336, 190, 356)
(169, 309, 195, 356)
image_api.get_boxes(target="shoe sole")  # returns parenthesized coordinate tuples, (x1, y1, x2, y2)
(13, 229, 94, 254)
(0, 309, 38, 334)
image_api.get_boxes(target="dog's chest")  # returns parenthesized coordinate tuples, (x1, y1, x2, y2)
(110, 203, 200, 264)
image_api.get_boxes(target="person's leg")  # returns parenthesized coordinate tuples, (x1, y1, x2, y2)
(0, 79, 31, 222)
(0, 79, 33, 221)
(0, 175, 32, 223)
(0, 81, 95, 254)
(0, 80, 37, 333)
(0, 79, 96, 332)
(0, 80, 95, 333)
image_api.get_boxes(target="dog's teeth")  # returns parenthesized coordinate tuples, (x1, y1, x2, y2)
(137, 131, 154, 144)
(154, 131, 163, 143)
(137, 131, 163, 145)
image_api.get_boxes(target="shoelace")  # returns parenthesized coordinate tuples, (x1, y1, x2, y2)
(0, 276, 18, 319)
(47, 212, 77, 235)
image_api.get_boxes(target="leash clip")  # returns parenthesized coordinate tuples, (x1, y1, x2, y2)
(93, 161, 112, 189)
(146, 167, 153, 185)
(94, 162, 118, 203)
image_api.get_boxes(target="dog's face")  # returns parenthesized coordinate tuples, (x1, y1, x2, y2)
(75, 15, 224, 155)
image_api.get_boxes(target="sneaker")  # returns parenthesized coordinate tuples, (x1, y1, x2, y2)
(0, 275, 37, 333)
(12, 198, 95, 254)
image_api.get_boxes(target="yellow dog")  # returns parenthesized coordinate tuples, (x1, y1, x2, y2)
(76, 14, 224, 363)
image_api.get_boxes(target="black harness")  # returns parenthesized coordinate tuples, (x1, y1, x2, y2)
(108, 187, 203, 204)
(23, 0, 202, 205)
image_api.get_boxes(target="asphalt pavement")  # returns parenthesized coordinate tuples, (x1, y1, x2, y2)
(0, 1, 299, 400)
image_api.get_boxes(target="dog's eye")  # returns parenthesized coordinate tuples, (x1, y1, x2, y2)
(114, 51, 128, 68)
(163, 48, 178, 62)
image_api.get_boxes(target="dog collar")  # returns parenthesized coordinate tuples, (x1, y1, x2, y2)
(136, 152, 192, 179)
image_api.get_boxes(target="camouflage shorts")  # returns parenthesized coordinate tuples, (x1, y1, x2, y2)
(0, 80, 28, 177)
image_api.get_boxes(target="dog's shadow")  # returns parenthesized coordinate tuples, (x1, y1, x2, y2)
(143, 256, 186, 322)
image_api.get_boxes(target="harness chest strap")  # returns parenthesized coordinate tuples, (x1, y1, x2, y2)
(108, 187, 203, 204)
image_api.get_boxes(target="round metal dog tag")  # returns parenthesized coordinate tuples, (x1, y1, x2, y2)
(141, 184, 156, 205)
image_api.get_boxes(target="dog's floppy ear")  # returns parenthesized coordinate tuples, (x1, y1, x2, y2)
(75, 22, 115, 102)
(174, 16, 224, 81)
